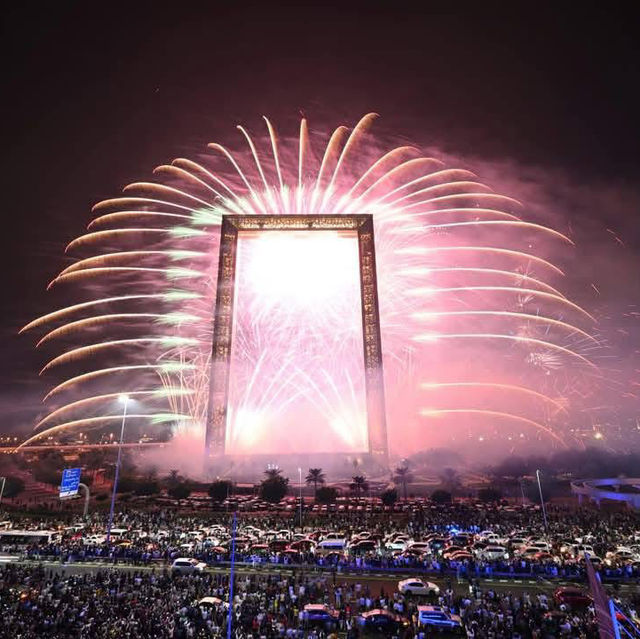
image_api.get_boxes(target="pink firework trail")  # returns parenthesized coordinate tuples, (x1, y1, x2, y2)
(20, 114, 598, 455)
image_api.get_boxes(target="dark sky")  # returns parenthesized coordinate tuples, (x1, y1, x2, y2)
(1, 3, 639, 433)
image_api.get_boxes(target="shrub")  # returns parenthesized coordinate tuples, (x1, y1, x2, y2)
(209, 480, 233, 502)
(115, 476, 136, 494)
(260, 476, 289, 503)
(380, 488, 398, 506)
(168, 481, 192, 500)
(430, 489, 452, 504)
(134, 480, 160, 496)
(478, 487, 503, 503)
(2, 476, 25, 498)
(315, 486, 339, 504)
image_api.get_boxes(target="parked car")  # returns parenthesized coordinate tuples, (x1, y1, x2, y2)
(349, 539, 378, 554)
(478, 545, 509, 561)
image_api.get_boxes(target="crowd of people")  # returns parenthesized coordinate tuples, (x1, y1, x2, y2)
(0, 501, 638, 636)
(0, 562, 613, 638)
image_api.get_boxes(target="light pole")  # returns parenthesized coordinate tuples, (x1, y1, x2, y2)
(298, 467, 303, 531)
(536, 469, 549, 533)
(107, 394, 129, 544)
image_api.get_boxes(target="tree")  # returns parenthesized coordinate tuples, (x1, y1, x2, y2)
(315, 486, 338, 504)
(144, 467, 158, 481)
(478, 487, 503, 503)
(78, 473, 93, 488)
(116, 476, 137, 494)
(430, 489, 452, 504)
(264, 467, 283, 481)
(167, 469, 180, 484)
(260, 474, 289, 503)
(305, 468, 326, 496)
(438, 468, 462, 494)
(392, 464, 414, 500)
(134, 480, 160, 496)
(168, 481, 192, 501)
(209, 480, 233, 502)
(349, 475, 369, 501)
(79, 449, 107, 471)
(31, 464, 61, 487)
(1, 476, 25, 498)
(381, 488, 398, 507)
(39, 449, 66, 468)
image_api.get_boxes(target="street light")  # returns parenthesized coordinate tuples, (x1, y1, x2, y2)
(536, 469, 549, 533)
(298, 467, 303, 531)
(107, 394, 129, 544)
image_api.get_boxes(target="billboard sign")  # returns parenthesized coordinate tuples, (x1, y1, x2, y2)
(59, 468, 81, 499)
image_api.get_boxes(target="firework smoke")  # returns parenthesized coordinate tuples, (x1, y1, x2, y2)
(20, 114, 599, 456)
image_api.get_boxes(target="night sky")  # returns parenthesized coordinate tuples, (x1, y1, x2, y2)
(2, 4, 639, 437)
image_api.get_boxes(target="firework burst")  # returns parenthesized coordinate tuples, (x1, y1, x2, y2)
(20, 114, 598, 454)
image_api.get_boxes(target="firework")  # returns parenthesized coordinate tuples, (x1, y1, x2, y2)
(20, 114, 597, 454)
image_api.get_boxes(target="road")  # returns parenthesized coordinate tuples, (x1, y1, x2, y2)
(3, 555, 638, 598)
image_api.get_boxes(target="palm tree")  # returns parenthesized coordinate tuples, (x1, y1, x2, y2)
(264, 466, 283, 481)
(305, 468, 326, 496)
(349, 475, 369, 502)
(393, 464, 414, 501)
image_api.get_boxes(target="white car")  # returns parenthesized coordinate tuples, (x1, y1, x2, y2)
(323, 532, 346, 542)
(398, 578, 440, 597)
(508, 537, 528, 550)
(559, 540, 578, 554)
(517, 546, 543, 558)
(188, 531, 204, 540)
(478, 545, 509, 561)
(171, 558, 207, 575)
(386, 540, 408, 552)
(242, 526, 262, 535)
(606, 548, 637, 564)
(572, 544, 595, 558)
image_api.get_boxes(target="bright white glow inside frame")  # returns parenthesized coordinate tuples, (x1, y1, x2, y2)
(225, 230, 369, 454)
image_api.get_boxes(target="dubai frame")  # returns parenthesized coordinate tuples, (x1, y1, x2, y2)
(205, 214, 389, 462)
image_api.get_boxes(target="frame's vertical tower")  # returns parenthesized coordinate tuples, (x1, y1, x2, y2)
(205, 214, 389, 463)
(205, 216, 238, 454)
(357, 216, 389, 462)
